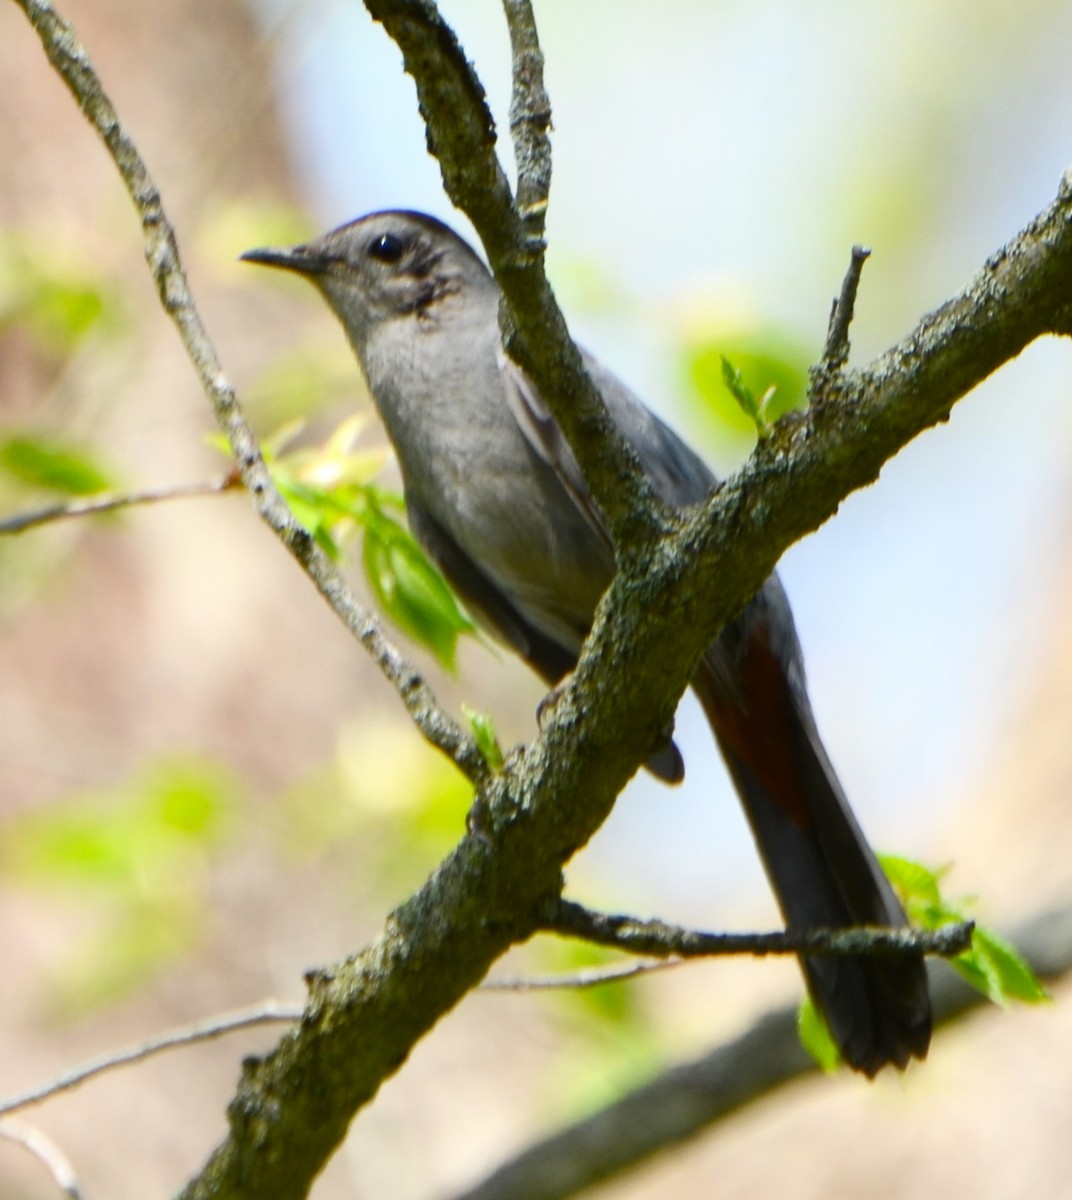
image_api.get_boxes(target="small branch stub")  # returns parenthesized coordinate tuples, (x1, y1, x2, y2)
(503, 0, 552, 251)
(823, 243, 872, 368)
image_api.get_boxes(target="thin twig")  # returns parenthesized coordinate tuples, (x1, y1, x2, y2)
(13, 0, 487, 786)
(543, 898, 973, 960)
(502, 0, 552, 244)
(483, 958, 680, 991)
(0, 1119, 86, 1199)
(823, 243, 871, 368)
(0, 1001, 304, 1118)
(0, 474, 239, 536)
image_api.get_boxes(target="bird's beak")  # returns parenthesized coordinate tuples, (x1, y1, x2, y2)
(239, 244, 329, 276)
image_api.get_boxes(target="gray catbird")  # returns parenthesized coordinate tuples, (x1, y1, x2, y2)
(243, 211, 931, 1075)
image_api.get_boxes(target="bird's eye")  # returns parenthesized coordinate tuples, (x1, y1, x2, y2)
(368, 233, 405, 263)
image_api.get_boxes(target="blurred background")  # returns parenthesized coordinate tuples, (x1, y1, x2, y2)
(1, 0, 1071, 1197)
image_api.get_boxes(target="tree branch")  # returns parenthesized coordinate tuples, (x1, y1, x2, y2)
(0, 1002, 304, 1118)
(362, 0, 665, 545)
(543, 899, 973, 960)
(646, 169, 1072, 702)
(502, 0, 552, 239)
(0, 1120, 85, 1200)
(12, 0, 487, 788)
(446, 901, 1072, 1200)
(483, 959, 680, 991)
(822, 243, 870, 367)
(557, 170, 1072, 807)
(0, 894, 968, 1123)
(0, 473, 239, 536)
(16, 1, 1072, 1197)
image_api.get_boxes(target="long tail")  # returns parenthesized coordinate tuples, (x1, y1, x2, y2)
(695, 595, 931, 1076)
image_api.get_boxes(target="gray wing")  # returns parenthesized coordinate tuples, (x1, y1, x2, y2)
(406, 495, 576, 685)
(500, 347, 800, 685)
(498, 347, 718, 535)
(498, 348, 724, 785)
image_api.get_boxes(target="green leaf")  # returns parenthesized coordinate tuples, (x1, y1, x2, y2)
(878, 853, 946, 910)
(258, 417, 392, 558)
(682, 332, 810, 450)
(254, 416, 476, 666)
(972, 928, 1050, 1004)
(797, 997, 841, 1073)
(462, 704, 505, 771)
(28, 277, 108, 347)
(716, 355, 782, 438)
(949, 943, 997, 1000)
(367, 485, 407, 514)
(0, 754, 239, 1008)
(957, 927, 1050, 1007)
(720, 355, 761, 423)
(0, 232, 124, 353)
(273, 472, 343, 558)
(0, 435, 114, 495)
(879, 852, 1048, 1009)
(363, 511, 474, 670)
(793, 854, 1047, 1066)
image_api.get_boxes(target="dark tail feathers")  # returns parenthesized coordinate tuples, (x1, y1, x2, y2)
(695, 659, 931, 1076)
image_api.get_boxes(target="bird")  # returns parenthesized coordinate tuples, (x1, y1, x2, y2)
(242, 210, 932, 1075)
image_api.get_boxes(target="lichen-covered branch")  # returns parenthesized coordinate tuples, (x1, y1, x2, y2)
(631, 168, 1072, 703)
(556, 170, 1072, 800)
(543, 899, 973, 961)
(502, 0, 552, 238)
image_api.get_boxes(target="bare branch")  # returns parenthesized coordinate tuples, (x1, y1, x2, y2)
(0, 1119, 86, 1200)
(543, 898, 973, 960)
(0, 474, 239, 536)
(12, 0, 487, 786)
(484, 958, 681, 991)
(503, 0, 552, 241)
(822, 243, 871, 367)
(0, 1002, 303, 1118)
(446, 902, 1072, 1200)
